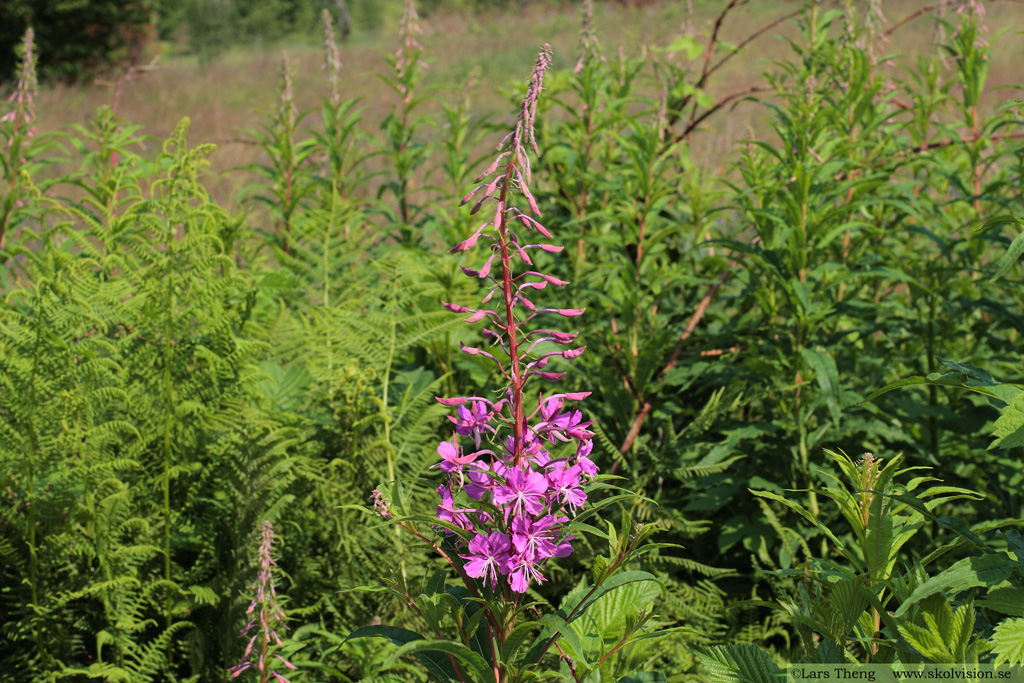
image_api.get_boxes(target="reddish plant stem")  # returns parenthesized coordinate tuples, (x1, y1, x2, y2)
(663, 0, 745, 132)
(260, 618, 269, 683)
(913, 130, 1024, 152)
(885, 0, 1024, 38)
(613, 241, 756, 466)
(635, 208, 647, 278)
(697, 0, 746, 92)
(496, 152, 524, 466)
(673, 85, 771, 143)
(529, 605, 582, 683)
(527, 551, 627, 672)
(398, 521, 502, 635)
(596, 632, 632, 665)
(398, 522, 500, 683)
(703, 9, 802, 84)
(395, 583, 470, 683)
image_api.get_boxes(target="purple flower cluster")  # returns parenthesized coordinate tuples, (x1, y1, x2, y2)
(433, 45, 597, 595)
(435, 397, 597, 593)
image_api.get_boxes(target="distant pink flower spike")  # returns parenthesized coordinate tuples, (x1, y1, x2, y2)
(229, 521, 294, 680)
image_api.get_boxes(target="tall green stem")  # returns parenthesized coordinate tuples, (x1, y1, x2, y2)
(162, 246, 176, 626)
(24, 287, 45, 620)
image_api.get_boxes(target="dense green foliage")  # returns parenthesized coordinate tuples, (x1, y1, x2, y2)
(0, 0, 154, 83)
(2, 2, 1023, 681)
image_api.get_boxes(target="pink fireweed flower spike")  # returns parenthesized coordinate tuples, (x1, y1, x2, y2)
(371, 488, 394, 519)
(229, 521, 295, 680)
(429, 45, 597, 594)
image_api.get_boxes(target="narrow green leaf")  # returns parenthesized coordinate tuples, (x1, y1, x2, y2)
(800, 346, 841, 421)
(992, 229, 1024, 280)
(501, 620, 541, 663)
(345, 624, 426, 646)
(618, 674, 669, 683)
(385, 639, 494, 683)
(977, 214, 1022, 233)
(346, 626, 465, 683)
(750, 490, 848, 556)
(935, 357, 997, 386)
(539, 613, 588, 669)
(861, 376, 1005, 404)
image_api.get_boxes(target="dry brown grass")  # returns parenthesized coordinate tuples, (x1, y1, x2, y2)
(28, 0, 1024, 207)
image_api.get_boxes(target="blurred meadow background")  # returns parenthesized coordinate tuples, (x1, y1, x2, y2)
(23, 0, 1024, 199)
(4, 0, 1024, 682)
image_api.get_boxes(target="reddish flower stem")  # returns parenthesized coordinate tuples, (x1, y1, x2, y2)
(496, 152, 525, 467)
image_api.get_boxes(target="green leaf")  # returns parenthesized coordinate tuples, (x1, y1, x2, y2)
(750, 490, 849, 556)
(695, 645, 784, 683)
(256, 360, 311, 411)
(991, 618, 1024, 666)
(895, 554, 1016, 617)
(563, 577, 663, 661)
(501, 619, 541, 663)
(800, 346, 841, 421)
(861, 375, 1006, 405)
(345, 625, 427, 646)
(977, 214, 1022, 233)
(1006, 530, 1024, 568)
(863, 490, 894, 581)
(935, 357, 997, 386)
(656, 36, 703, 59)
(618, 674, 668, 683)
(346, 626, 463, 683)
(990, 391, 1024, 450)
(258, 269, 300, 291)
(978, 588, 1024, 617)
(538, 613, 588, 669)
(385, 639, 494, 683)
(990, 226, 1024, 280)
(568, 571, 661, 624)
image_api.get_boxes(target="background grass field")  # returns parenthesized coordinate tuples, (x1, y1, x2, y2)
(31, 1, 1024, 204)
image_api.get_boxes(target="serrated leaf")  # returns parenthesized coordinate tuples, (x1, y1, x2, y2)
(695, 645, 783, 683)
(991, 618, 1024, 666)
(568, 571, 660, 624)
(563, 577, 662, 661)
(899, 621, 950, 662)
